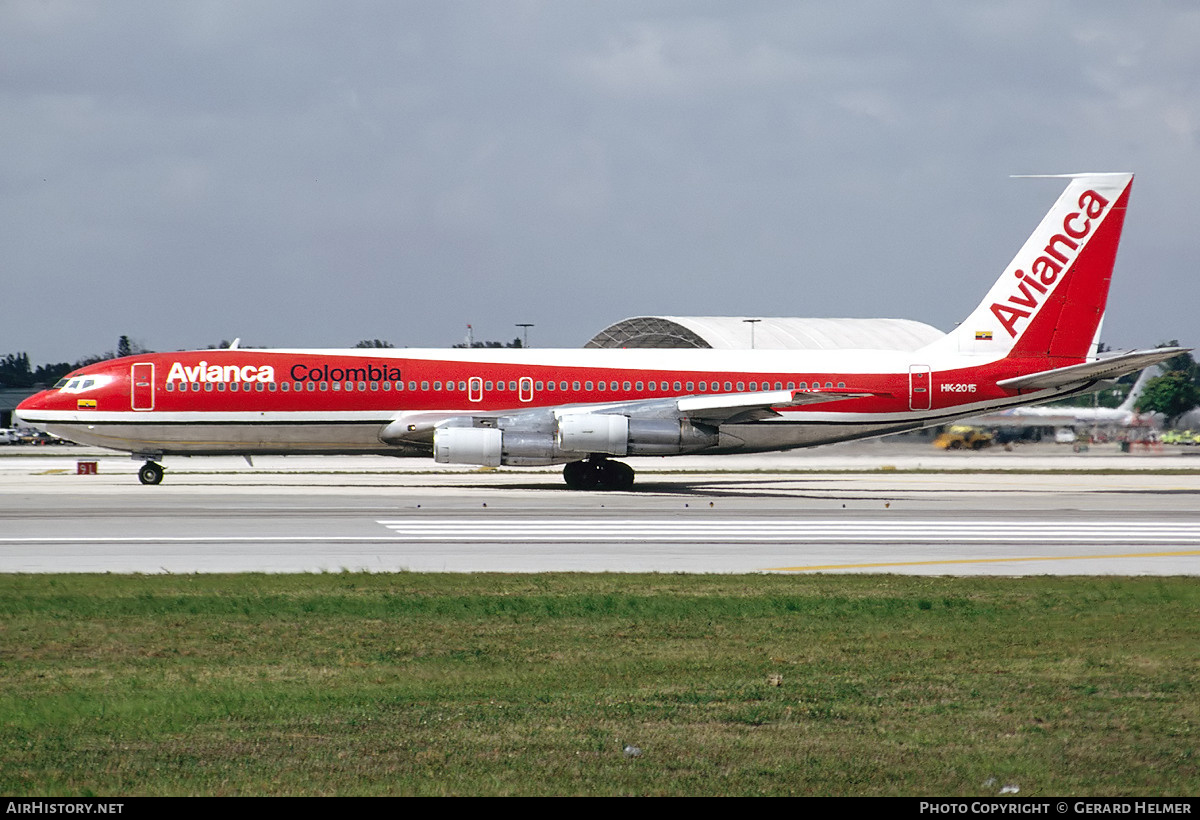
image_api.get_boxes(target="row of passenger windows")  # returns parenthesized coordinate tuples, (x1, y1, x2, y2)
(162, 378, 848, 394)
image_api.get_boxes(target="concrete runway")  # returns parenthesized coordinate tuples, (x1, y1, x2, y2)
(2, 442, 1199, 575)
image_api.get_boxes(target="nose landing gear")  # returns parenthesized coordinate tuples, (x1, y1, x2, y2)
(562, 457, 635, 491)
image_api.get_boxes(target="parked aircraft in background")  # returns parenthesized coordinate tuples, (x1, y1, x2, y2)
(16, 173, 1186, 489)
(969, 366, 1160, 432)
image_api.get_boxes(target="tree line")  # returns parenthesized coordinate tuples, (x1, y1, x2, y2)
(0, 336, 149, 389)
(1135, 343, 1200, 423)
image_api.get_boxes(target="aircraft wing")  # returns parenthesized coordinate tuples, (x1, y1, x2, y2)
(676, 388, 882, 423)
(382, 387, 884, 444)
(997, 348, 1188, 391)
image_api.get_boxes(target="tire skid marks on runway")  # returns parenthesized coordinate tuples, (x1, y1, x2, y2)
(375, 518, 1200, 544)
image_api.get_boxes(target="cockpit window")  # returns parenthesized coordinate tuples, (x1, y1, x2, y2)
(59, 374, 113, 394)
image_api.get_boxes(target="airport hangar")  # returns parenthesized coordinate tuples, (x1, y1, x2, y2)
(584, 316, 943, 351)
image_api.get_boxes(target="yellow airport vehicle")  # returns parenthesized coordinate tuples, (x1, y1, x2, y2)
(934, 425, 994, 450)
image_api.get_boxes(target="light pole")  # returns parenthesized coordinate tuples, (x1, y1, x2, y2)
(742, 318, 762, 349)
(515, 323, 534, 348)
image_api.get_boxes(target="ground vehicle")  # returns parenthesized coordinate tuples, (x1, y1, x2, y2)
(934, 425, 994, 450)
(1055, 427, 1079, 444)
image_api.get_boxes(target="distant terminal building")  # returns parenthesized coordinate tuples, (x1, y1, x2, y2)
(584, 316, 945, 351)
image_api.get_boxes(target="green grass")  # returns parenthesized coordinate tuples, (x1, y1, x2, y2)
(1, 573, 1197, 796)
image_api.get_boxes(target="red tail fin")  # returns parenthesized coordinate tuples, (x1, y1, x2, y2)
(1010, 180, 1131, 359)
(926, 173, 1134, 364)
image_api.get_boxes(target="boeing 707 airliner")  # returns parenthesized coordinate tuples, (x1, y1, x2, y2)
(16, 173, 1184, 489)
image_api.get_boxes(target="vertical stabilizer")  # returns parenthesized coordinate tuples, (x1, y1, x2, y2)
(930, 173, 1133, 363)
(1118, 366, 1158, 413)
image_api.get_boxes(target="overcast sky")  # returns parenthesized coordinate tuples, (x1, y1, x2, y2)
(3, 1, 1197, 364)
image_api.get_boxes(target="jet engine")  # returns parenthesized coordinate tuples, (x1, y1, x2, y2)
(431, 413, 717, 467)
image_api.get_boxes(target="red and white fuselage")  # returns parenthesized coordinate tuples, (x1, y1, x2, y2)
(13, 346, 1132, 456)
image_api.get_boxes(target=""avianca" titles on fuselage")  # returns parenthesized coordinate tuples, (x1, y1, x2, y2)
(164, 361, 406, 384)
(166, 361, 275, 384)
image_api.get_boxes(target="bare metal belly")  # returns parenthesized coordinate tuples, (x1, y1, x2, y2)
(46, 416, 928, 460)
(44, 420, 423, 457)
(717, 420, 922, 452)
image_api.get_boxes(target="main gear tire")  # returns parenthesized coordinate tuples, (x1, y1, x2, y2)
(563, 459, 634, 491)
(138, 461, 165, 485)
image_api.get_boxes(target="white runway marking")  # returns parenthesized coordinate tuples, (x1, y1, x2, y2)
(375, 518, 1200, 544)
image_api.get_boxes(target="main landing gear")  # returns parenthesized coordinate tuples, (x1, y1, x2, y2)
(562, 457, 635, 491)
(137, 461, 165, 485)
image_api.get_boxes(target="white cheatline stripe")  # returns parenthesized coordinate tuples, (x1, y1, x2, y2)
(375, 518, 1200, 543)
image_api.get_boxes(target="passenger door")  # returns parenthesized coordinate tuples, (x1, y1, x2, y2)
(131, 363, 155, 411)
(908, 365, 931, 411)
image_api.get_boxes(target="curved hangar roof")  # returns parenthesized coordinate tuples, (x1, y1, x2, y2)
(585, 316, 945, 351)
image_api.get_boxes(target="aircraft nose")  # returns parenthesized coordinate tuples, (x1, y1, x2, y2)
(14, 389, 57, 428)
(16, 391, 42, 412)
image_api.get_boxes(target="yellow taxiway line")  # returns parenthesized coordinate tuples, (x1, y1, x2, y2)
(766, 550, 1200, 572)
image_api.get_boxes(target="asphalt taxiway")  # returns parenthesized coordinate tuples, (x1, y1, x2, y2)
(1, 442, 1198, 575)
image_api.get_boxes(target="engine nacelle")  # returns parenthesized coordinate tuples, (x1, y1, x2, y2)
(557, 413, 718, 456)
(433, 426, 562, 467)
(557, 413, 629, 456)
(628, 418, 718, 455)
(496, 432, 559, 466)
(434, 426, 502, 466)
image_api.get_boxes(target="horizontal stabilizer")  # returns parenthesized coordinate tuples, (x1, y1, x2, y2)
(997, 348, 1188, 391)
